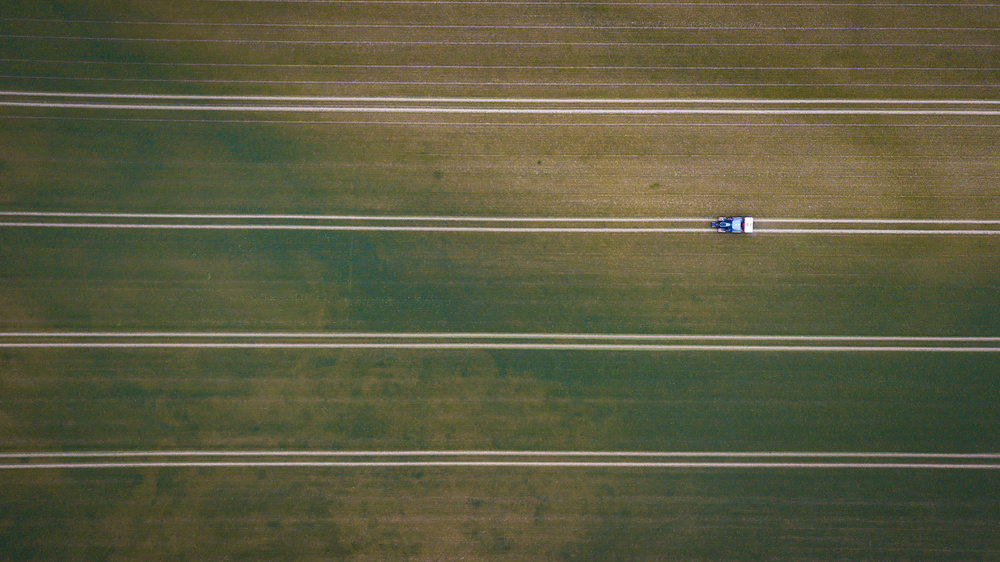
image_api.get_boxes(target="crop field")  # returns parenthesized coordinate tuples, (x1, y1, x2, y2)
(2, 0, 1000, 559)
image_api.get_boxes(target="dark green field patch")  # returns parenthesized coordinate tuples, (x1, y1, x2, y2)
(2, 349, 998, 453)
(2, 228, 999, 337)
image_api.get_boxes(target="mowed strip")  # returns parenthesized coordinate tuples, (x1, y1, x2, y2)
(3, 223, 998, 234)
(2, 332, 998, 351)
(2, 450, 999, 470)
(6, 102, 1000, 116)
(0, 221, 710, 233)
(1, 213, 998, 234)
(7, 461, 1000, 469)
(4, 92, 1000, 115)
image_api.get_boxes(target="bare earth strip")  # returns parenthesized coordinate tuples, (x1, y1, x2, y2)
(4, 332, 998, 341)
(7, 92, 1000, 102)
(3, 461, 1000, 470)
(4, 92, 1000, 115)
(758, 229, 1000, 234)
(4, 451, 999, 458)
(4, 18, 999, 30)
(2, 221, 999, 234)
(3, 448, 1000, 470)
(5, 101, 1000, 115)
(0, 222, 711, 233)
(2, 343, 998, 351)
(4, 212, 1000, 223)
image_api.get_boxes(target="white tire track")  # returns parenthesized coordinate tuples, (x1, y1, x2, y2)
(2, 212, 999, 224)
(4, 101, 1000, 116)
(6, 115, 1000, 127)
(0, 212, 708, 222)
(5, 451, 998, 469)
(4, 332, 997, 341)
(759, 229, 1000, 234)
(2, 343, 998, 352)
(4, 34, 998, 48)
(4, 92, 1000, 115)
(8, 19, 995, 31)
(2, 461, 999, 470)
(9, 92, 1000, 102)
(16, 76, 1000, 89)
(5, 60, 999, 71)
(0, 222, 710, 233)
(3, 332, 995, 351)
(2, 221, 998, 235)
(762, 218, 1000, 224)
(195, 1, 1000, 6)
(4, 451, 998, 458)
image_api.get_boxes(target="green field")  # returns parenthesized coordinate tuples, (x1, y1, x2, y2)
(3, 111, 1000, 219)
(4, 467, 999, 559)
(2, 0, 1000, 559)
(3, 228, 1000, 336)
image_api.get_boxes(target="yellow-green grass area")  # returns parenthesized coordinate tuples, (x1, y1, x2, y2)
(2, 115, 1000, 220)
(1, 226, 999, 557)
(2, 0, 1000, 99)
(4, 0, 1000, 558)
(2, 464, 1000, 559)
(3, 228, 1000, 336)
(3, 349, 1000, 452)
(1, 349, 999, 558)
(2, 224, 1000, 558)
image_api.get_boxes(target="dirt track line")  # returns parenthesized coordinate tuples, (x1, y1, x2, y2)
(4, 451, 997, 458)
(5, 91, 1000, 103)
(760, 218, 1000, 223)
(1, 343, 998, 351)
(16, 77, 1000, 88)
(7, 19, 995, 30)
(3, 221, 1000, 234)
(3, 461, 1000, 469)
(4, 35, 999, 47)
(196, 1, 1000, 6)
(7, 58, 1000, 72)
(0, 212, 708, 222)
(6, 60, 999, 71)
(6, 101, 1000, 115)
(5, 116, 1000, 127)
(758, 228, 1000, 234)
(3, 332, 998, 342)
(3, 213, 998, 224)
(0, 222, 709, 232)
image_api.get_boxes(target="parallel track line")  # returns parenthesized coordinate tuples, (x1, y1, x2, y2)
(7, 92, 1000, 103)
(2, 222, 999, 234)
(1, 343, 998, 351)
(2, 213, 999, 224)
(4, 451, 998, 458)
(3, 461, 1000, 469)
(3, 35, 999, 47)
(3, 332, 997, 341)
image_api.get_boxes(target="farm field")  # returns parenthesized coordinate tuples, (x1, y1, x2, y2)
(2, 0, 1000, 559)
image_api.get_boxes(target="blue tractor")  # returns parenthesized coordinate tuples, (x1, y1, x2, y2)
(711, 216, 754, 233)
